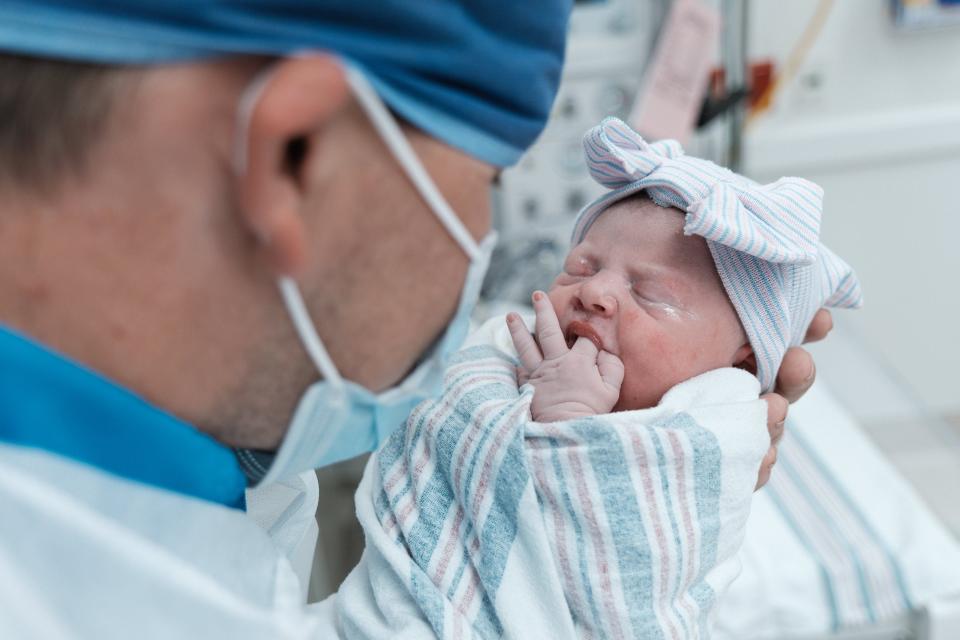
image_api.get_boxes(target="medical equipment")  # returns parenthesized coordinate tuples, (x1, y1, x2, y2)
(892, 0, 960, 30)
(485, 0, 668, 304)
(484, 0, 743, 305)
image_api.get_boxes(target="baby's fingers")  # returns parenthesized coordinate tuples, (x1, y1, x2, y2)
(516, 365, 531, 387)
(532, 291, 567, 360)
(570, 335, 599, 358)
(507, 312, 542, 371)
(597, 351, 625, 392)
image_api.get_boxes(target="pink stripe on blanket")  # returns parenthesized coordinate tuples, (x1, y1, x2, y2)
(469, 400, 531, 522)
(666, 430, 701, 632)
(382, 365, 511, 507)
(433, 506, 466, 585)
(629, 430, 683, 640)
(530, 450, 588, 626)
(455, 537, 483, 614)
(450, 400, 531, 614)
(564, 432, 628, 640)
(412, 374, 511, 486)
(452, 400, 505, 498)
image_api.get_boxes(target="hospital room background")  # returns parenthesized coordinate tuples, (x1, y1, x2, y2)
(289, 1, 960, 638)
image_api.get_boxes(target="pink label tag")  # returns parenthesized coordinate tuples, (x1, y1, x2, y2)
(628, 0, 721, 144)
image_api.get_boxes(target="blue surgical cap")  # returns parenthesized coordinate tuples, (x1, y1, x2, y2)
(0, 1, 572, 167)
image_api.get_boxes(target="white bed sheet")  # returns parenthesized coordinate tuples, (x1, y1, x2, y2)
(714, 381, 960, 639)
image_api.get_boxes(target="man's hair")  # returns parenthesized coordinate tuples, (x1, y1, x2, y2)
(0, 54, 129, 193)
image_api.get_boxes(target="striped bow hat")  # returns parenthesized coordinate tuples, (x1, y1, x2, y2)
(572, 117, 862, 392)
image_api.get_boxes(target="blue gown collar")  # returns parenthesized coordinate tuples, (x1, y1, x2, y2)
(0, 324, 247, 509)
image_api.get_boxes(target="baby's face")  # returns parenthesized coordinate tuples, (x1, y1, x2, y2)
(548, 196, 750, 410)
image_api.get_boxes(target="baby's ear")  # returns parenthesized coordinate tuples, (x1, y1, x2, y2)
(733, 344, 757, 375)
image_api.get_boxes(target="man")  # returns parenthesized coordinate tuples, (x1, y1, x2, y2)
(0, 2, 828, 637)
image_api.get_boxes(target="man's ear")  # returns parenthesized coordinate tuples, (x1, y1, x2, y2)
(734, 343, 757, 375)
(235, 54, 350, 275)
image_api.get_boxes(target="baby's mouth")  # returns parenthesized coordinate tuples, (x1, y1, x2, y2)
(565, 320, 604, 351)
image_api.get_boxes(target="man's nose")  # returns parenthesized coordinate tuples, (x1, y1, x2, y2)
(577, 272, 619, 317)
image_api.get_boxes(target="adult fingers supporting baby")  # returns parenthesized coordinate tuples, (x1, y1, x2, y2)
(775, 347, 816, 404)
(531, 291, 568, 360)
(804, 309, 833, 344)
(757, 391, 787, 491)
(755, 446, 778, 491)
(768, 418, 785, 446)
(768, 311, 828, 406)
(507, 312, 542, 372)
(761, 392, 788, 431)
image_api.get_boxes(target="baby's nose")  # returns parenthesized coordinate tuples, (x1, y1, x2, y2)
(577, 273, 619, 317)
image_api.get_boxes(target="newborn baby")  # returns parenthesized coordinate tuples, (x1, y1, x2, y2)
(508, 193, 752, 421)
(336, 119, 862, 640)
(508, 117, 861, 422)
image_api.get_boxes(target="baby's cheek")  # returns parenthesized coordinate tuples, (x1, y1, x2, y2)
(616, 342, 677, 410)
(547, 287, 568, 315)
(621, 324, 695, 387)
(618, 319, 676, 397)
(620, 309, 672, 360)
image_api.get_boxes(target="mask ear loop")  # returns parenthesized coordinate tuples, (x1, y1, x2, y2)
(233, 63, 345, 389)
(234, 58, 483, 388)
(342, 64, 483, 263)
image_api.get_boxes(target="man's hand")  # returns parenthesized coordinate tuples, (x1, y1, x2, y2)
(507, 292, 624, 423)
(756, 309, 833, 489)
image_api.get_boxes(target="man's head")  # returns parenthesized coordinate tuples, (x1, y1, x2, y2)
(0, 53, 495, 449)
(549, 194, 752, 410)
(0, 55, 132, 194)
(0, 2, 572, 454)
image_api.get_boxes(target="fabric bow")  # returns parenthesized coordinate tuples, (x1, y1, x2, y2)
(579, 117, 823, 265)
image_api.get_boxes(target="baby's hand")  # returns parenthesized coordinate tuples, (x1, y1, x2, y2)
(507, 291, 624, 423)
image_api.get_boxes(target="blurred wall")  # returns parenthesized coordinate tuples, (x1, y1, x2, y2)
(743, 0, 960, 417)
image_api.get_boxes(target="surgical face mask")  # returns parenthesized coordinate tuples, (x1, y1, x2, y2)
(233, 63, 496, 485)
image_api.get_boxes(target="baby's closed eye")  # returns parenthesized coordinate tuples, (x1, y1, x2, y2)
(631, 284, 693, 320)
(632, 281, 677, 304)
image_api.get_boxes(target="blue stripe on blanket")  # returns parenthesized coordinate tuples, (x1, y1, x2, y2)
(372, 344, 743, 639)
(544, 436, 606, 632)
(411, 567, 448, 637)
(561, 411, 724, 639)
(571, 418, 665, 639)
(375, 345, 526, 638)
(650, 419, 692, 638)
(668, 413, 723, 639)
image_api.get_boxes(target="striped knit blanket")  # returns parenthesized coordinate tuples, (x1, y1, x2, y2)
(337, 319, 769, 639)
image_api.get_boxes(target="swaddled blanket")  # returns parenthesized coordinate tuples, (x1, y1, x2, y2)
(331, 317, 769, 639)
